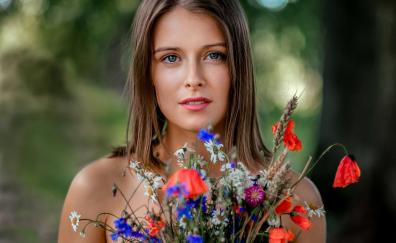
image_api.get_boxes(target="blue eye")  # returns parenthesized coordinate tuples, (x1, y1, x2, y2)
(163, 55, 178, 63)
(162, 52, 226, 64)
(208, 52, 226, 61)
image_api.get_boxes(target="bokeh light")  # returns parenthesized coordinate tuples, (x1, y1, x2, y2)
(0, 0, 12, 10)
(257, 0, 289, 11)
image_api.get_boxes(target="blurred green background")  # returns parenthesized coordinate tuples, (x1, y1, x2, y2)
(1, 0, 395, 242)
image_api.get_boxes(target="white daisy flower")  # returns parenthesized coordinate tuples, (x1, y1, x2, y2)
(204, 140, 225, 164)
(211, 208, 228, 227)
(144, 186, 158, 202)
(141, 172, 163, 202)
(128, 160, 163, 202)
(129, 160, 141, 171)
(178, 215, 188, 229)
(220, 162, 236, 172)
(267, 214, 280, 227)
(151, 175, 163, 189)
(174, 143, 189, 164)
(219, 162, 252, 202)
(304, 201, 326, 218)
(69, 211, 81, 232)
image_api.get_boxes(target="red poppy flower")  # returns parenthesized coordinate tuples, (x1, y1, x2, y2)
(275, 196, 293, 215)
(272, 119, 295, 134)
(163, 168, 208, 199)
(292, 205, 307, 214)
(333, 155, 361, 188)
(145, 215, 165, 237)
(269, 227, 295, 243)
(290, 214, 312, 230)
(284, 133, 302, 151)
(272, 119, 302, 151)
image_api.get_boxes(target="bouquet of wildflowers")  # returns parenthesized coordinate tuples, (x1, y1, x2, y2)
(70, 95, 361, 242)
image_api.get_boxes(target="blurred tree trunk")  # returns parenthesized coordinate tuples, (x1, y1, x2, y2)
(313, 0, 396, 242)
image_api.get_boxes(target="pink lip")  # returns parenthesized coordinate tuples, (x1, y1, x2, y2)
(179, 96, 212, 111)
(181, 102, 210, 111)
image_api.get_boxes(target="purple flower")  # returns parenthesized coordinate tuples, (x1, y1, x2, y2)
(197, 129, 215, 142)
(244, 184, 266, 208)
(187, 234, 204, 243)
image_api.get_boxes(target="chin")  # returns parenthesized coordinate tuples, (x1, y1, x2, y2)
(183, 118, 222, 132)
(182, 123, 209, 132)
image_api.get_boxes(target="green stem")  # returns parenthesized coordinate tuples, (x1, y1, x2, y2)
(290, 156, 312, 191)
(305, 143, 349, 176)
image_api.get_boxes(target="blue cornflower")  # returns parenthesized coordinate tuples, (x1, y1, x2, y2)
(149, 237, 161, 243)
(200, 196, 207, 213)
(187, 234, 204, 243)
(111, 232, 120, 241)
(176, 204, 193, 220)
(185, 196, 207, 213)
(197, 129, 215, 142)
(131, 231, 145, 240)
(165, 183, 188, 199)
(112, 217, 132, 240)
(185, 199, 198, 209)
(114, 217, 128, 229)
(251, 214, 258, 222)
(230, 161, 236, 169)
(111, 217, 144, 241)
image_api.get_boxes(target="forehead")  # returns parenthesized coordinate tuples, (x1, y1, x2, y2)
(152, 6, 226, 49)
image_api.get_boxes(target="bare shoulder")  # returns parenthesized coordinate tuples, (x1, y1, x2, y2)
(74, 156, 127, 192)
(281, 170, 326, 243)
(58, 156, 129, 243)
(289, 170, 323, 207)
(65, 156, 128, 207)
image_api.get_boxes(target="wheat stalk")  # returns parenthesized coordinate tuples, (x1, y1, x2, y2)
(271, 95, 299, 164)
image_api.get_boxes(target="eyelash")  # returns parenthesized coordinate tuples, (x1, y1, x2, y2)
(161, 52, 227, 64)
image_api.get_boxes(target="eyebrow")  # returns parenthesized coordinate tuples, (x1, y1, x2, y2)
(153, 42, 226, 54)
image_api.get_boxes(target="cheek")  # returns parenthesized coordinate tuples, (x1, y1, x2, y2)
(152, 66, 181, 109)
(154, 81, 174, 107)
(207, 66, 231, 106)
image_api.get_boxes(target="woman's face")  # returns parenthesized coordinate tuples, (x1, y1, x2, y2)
(151, 6, 230, 133)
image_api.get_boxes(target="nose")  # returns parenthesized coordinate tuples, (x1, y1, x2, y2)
(184, 59, 205, 88)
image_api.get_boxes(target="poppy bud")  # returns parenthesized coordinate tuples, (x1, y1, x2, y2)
(275, 196, 293, 215)
(333, 154, 361, 188)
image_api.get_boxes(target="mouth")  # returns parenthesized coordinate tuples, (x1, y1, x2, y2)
(179, 97, 212, 111)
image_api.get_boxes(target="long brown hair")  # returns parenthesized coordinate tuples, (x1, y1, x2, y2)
(109, 0, 272, 171)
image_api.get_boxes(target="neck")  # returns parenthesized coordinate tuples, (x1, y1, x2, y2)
(155, 120, 226, 176)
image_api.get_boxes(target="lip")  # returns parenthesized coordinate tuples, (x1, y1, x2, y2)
(179, 96, 212, 104)
(179, 96, 212, 111)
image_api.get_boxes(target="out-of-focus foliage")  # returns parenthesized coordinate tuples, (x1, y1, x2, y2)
(0, 0, 322, 242)
(242, 0, 323, 168)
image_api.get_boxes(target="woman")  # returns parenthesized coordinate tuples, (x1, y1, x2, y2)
(58, 0, 326, 242)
